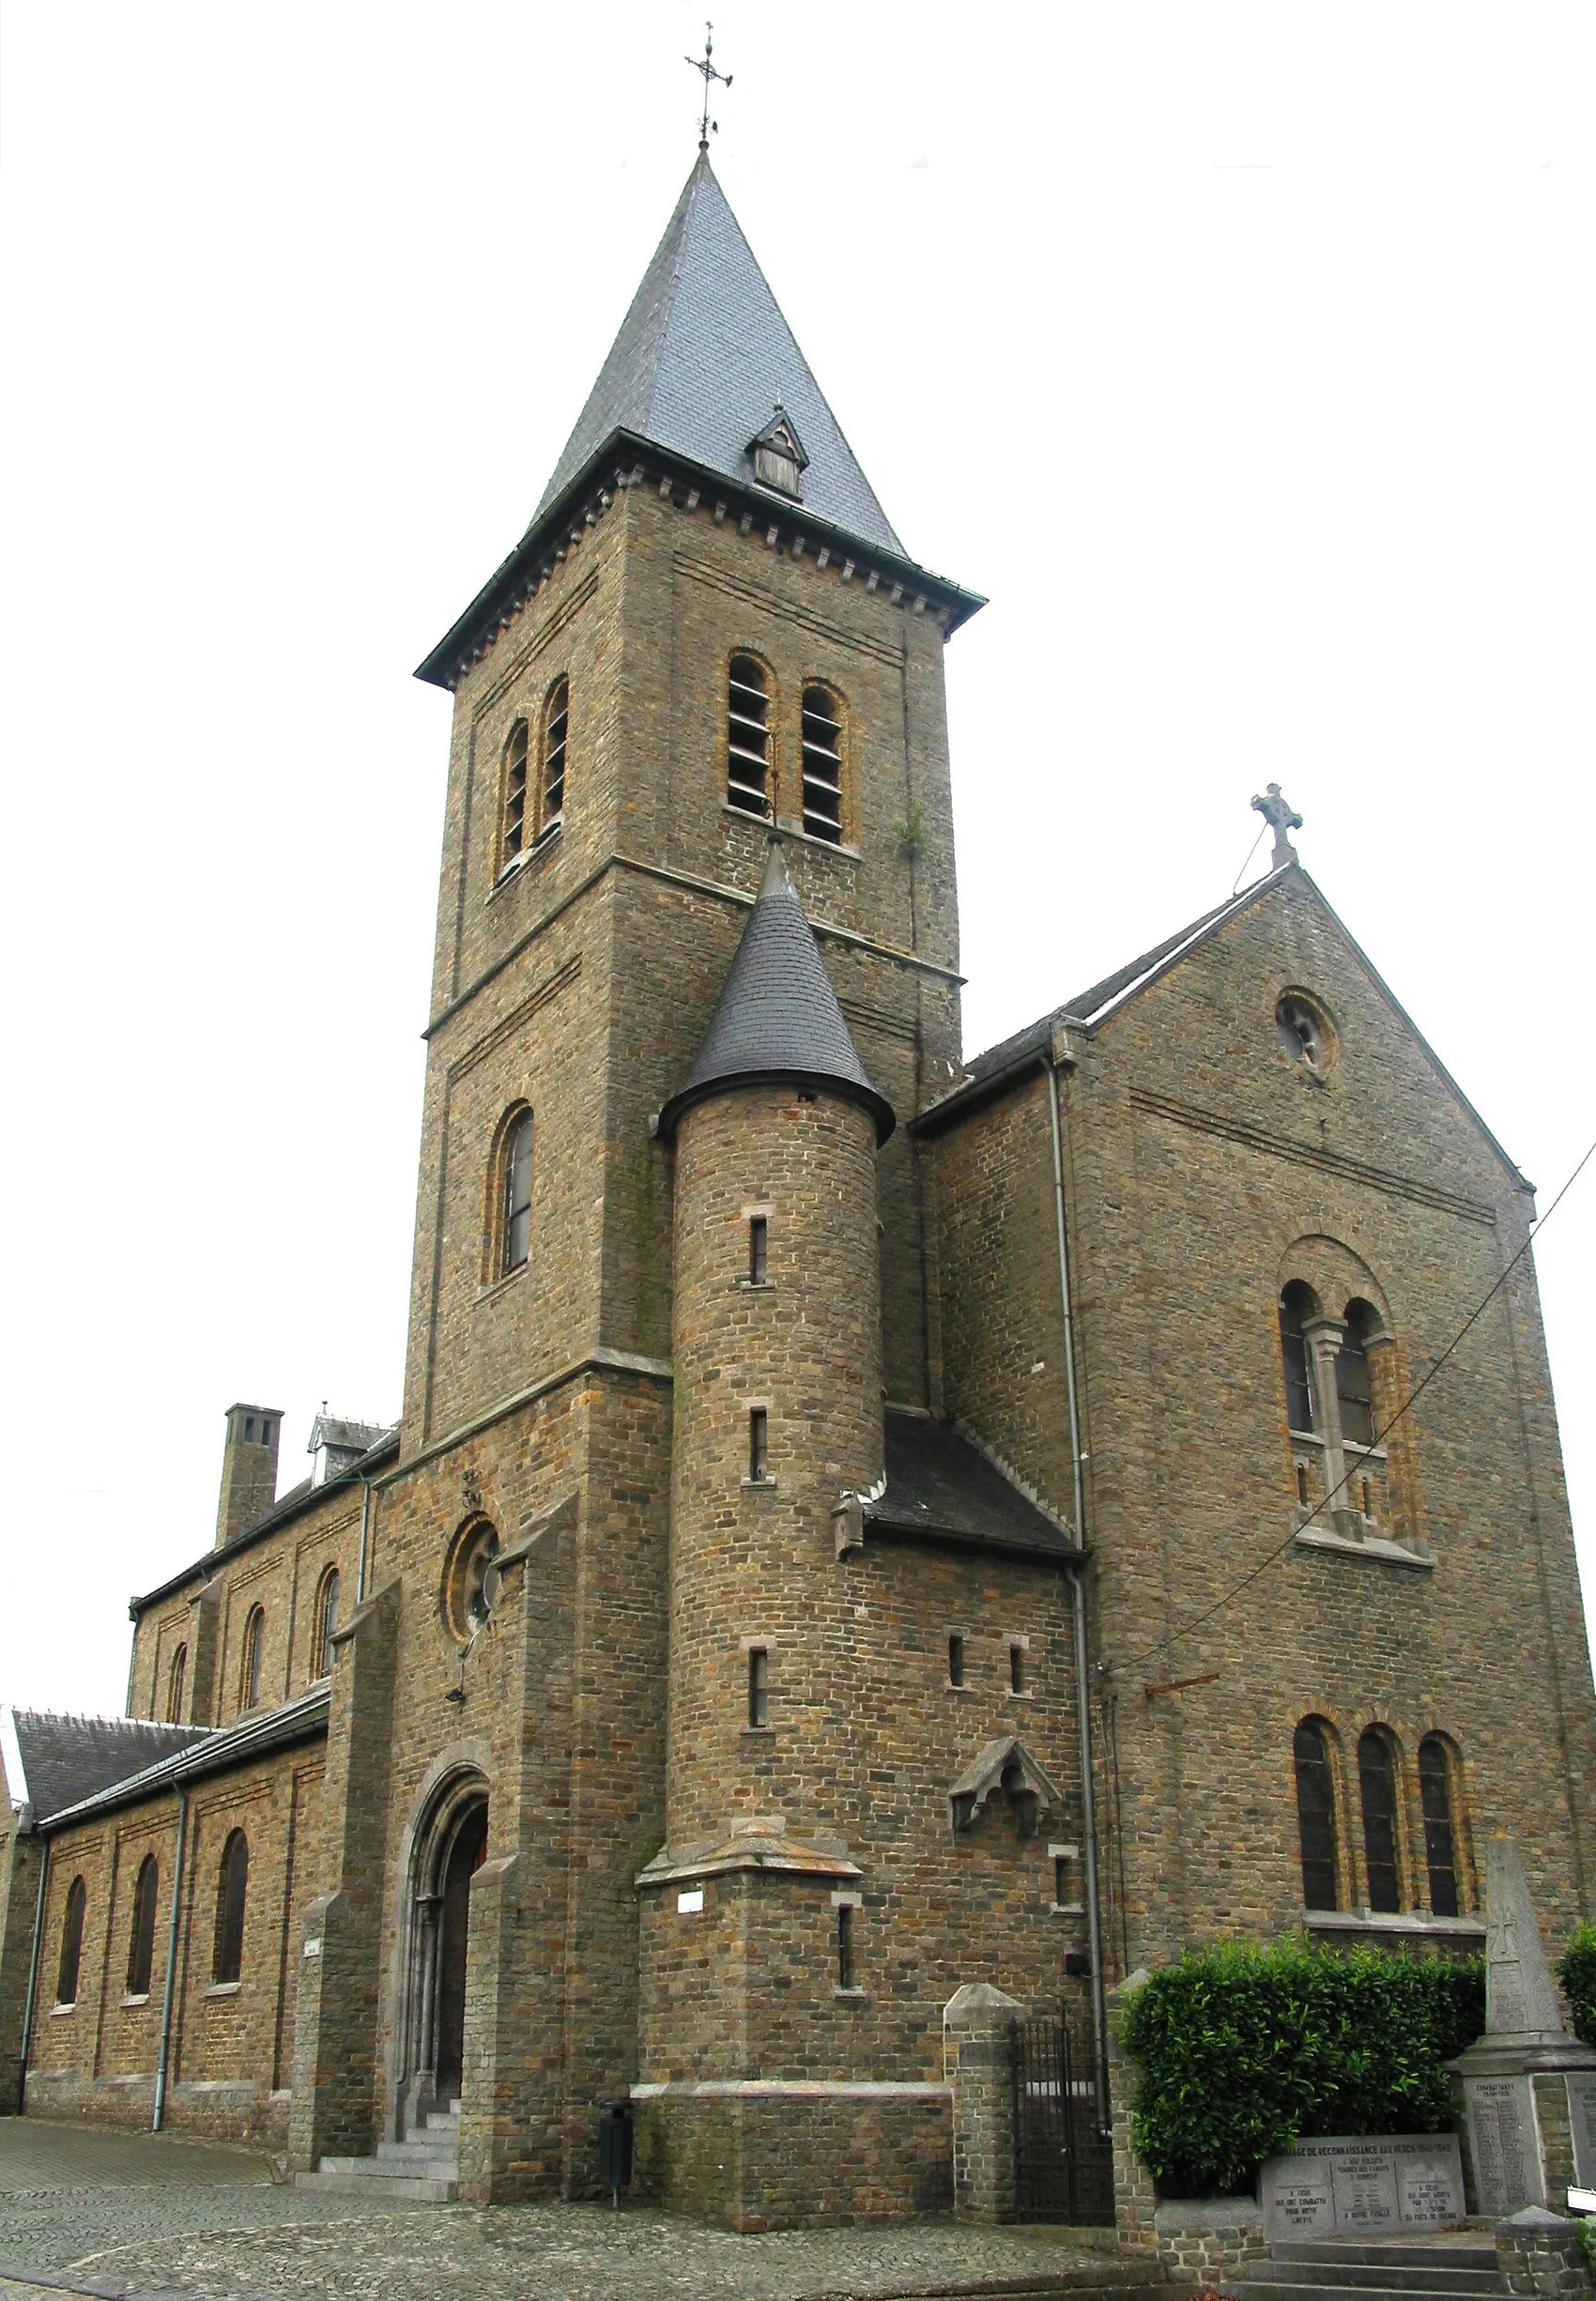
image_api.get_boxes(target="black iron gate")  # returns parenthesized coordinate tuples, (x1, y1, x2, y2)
(1012, 2006, 1114, 2224)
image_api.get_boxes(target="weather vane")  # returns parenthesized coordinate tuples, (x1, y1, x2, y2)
(685, 22, 731, 152)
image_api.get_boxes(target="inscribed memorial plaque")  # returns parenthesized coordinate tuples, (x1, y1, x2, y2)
(1259, 2135, 1465, 2243)
(1464, 2075, 1543, 2216)
(1567, 2074, 1596, 2192)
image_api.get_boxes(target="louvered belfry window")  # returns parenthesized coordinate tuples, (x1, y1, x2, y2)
(801, 686, 843, 844)
(541, 678, 568, 832)
(501, 722, 529, 871)
(727, 656, 772, 817)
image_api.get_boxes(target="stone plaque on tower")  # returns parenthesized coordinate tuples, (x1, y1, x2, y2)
(1450, 1837, 1596, 2217)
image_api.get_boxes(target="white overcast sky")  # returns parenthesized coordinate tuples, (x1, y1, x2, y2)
(3, 3, 1594, 1715)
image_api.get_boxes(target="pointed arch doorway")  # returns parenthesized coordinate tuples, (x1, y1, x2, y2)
(400, 1773, 489, 2134)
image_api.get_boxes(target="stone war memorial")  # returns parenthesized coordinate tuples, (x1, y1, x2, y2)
(3, 105, 1596, 2238)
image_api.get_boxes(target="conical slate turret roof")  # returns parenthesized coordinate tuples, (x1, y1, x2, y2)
(658, 843, 896, 1144)
(534, 152, 904, 559)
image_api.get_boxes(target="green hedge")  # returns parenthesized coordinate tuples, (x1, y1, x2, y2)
(1558, 1924, 1596, 2048)
(1115, 1940, 1483, 2198)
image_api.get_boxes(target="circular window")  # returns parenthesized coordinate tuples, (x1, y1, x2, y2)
(442, 1518, 500, 1644)
(1276, 991, 1337, 1077)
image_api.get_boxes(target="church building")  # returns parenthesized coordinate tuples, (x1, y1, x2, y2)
(2, 149, 1592, 2232)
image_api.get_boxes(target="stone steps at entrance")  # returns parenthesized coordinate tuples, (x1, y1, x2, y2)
(294, 2102, 461, 2203)
(1225, 2237, 1506, 2301)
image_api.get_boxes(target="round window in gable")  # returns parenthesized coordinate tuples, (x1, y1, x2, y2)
(1276, 990, 1337, 1078)
(442, 1517, 501, 1645)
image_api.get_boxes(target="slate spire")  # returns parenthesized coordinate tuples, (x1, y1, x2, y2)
(533, 152, 904, 558)
(657, 842, 896, 1144)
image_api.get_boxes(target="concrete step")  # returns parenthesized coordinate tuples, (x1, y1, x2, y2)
(1229, 2281, 1504, 2301)
(1253, 2265, 1502, 2294)
(293, 2163, 458, 2203)
(1273, 2247, 1498, 2274)
(376, 2139, 460, 2167)
(424, 2103, 463, 2132)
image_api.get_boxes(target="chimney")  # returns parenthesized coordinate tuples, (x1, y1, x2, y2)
(215, 1403, 283, 1548)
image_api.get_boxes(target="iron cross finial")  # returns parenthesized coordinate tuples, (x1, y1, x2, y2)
(1251, 781, 1303, 869)
(686, 23, 731, 152)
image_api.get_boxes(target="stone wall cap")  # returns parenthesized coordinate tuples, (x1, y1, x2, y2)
(1154, 2200, 1265, 2232)
(1497, 2206, 1580, 2233)
(943, 1981, 1025, 2024)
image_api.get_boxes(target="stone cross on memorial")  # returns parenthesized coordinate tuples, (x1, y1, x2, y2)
(1450, 1836, 1596, 2217)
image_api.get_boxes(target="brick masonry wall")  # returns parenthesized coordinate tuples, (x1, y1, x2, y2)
(631, 2087, 953, 2232)
(927, 870, 1596, 1980)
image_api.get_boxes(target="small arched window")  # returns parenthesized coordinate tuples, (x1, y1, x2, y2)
(56, 1876, 86, 2006)
(1419, 1735, 1461, 1917)
(540, 677, 568, 834)
(127, 1853, 159, 1997)
(313, 1567, 340, 1679)
(166, 1642, 187, 1724)
(213, 1829, 249, 1985)
(1358, 1726, 1402, 1912)
(1279, 1282, 1316, 1435)
(1337, 1299, 1379, 1449)
(499, 721, 529, 875)
(1293, 1719, 1338, 1910)
(241, 1605, 265, 1711)
(502, 1110, 534, 1274)
(727, 655, 772, 818)
(800, 685, 843, 845)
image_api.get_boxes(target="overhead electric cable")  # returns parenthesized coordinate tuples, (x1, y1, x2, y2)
(1117, 1127, 1596, 1675)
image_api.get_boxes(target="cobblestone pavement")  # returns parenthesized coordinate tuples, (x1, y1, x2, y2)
(0, 2120, 1139, 2301)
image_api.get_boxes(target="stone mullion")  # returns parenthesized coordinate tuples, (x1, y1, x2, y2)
(1302, 1318, 1348, 1521)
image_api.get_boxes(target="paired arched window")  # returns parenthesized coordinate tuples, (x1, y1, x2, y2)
(728, 655, 772, 818)
(166, 1642, 187, 1724)
(241, 1605, 266, 1711)
(1419, 1735, 1461, 1916)
(1337, 1300, 1379, 1448)
(800, 686, 843, 844)
(1358, 1727, 1401, 1912)
(501, 1109, 534, 1275)
(56, 1876, 86, 2006)
(541, 677, 568, 831)
(312, 1567, 340, 1679)
(499, 721, 529, 873)
(1279, 1282, 1315, 1435)
(127, 1854, 159, 1997)
(1293, 1719, 1339, 1910)
(213, 1830, 249, 1985)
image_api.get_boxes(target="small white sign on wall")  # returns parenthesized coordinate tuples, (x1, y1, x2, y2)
(677, 1888, 704, 1914)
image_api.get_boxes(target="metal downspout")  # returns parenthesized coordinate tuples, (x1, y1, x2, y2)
(152, 1787, 189, 2131)
(356, 1472, 374, 1605)
(18, 1832, 48, 2108)
(1044, 1051, 1110, 2131)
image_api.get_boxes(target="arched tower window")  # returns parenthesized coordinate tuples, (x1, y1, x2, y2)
(313, 1567, 340, 1679)
(213, 1830, 249, 1985)
(540, 677, 568, 833)
(56, 1876, 86, 2006)
(166, 1642, 187, 1724)
(727, 655, 772, 818)
(1358, 1726, 1402, 1912)
(1337, 1299, 1379, 1448)
(241, 1605, 265, 1711)
(502, 1110, 534, 1274)
(1419, 1735, 1462, 1916)
(1293, 1718, 1338, 1910)
(127, 1854, 159, 1997)
(1279, 1282, 1316, 1435)
(499, 721, 529, 876)
(800, 685, 843, 844)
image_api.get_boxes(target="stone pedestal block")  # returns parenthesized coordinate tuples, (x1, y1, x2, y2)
(1496, 2206, 1593, 2299)
(944, 1981, 1023, 2224)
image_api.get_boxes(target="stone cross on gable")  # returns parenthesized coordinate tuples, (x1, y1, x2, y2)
(1251, 782, 1303, 870)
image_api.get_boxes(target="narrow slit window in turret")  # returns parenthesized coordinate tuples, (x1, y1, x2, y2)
(836, 1902, 855, 1988)
(947, 1634, 965, 1687)
(727, 656, 772, 817)
(748, 1406, 769, 1482)
(747, 1646, 770, 1728)
(748, 1216, 768, 1284)
(800, 686, 842, 844)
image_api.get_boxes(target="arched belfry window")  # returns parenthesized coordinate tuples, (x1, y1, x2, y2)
(501, 1110, 534, 1275)
(540, 678, 568, 834)
(1419, 1735, 1462, 1916)
(800, 686, 843, 845)
(313, 1566, 340, 1679)
(1279, 1282, 1316, 1435)
(166, 1642, 187, 1724)
(1358, 1726, 1402, 1912)
(213, 1829, 249, 1985)
(1337, 1299, 1379, 1448)
(499, 721, 529, 876)
(127, 1854, 159, 1997)
(727, 656, 772, 818)
(241, 1605, 266, 1710)
(56, 1876, 86, 2006)
(1293, 1718, 1338, 1910)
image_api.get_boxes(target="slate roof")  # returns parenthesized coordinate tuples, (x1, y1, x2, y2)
(32, 1687, 330, 1834)
(657, 841, 895, 1143)
(535, 153, 904, 559)
(308, 1413, 388, 1456)
(3, 1710, 208, 1823)
(866, 1410, 1076, 1558)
